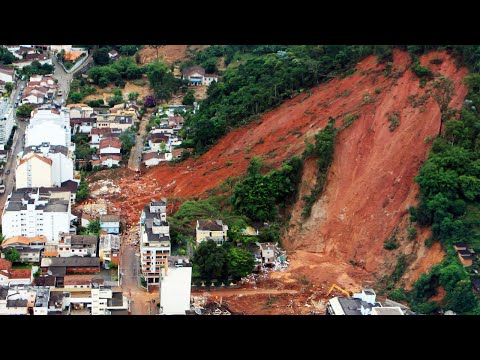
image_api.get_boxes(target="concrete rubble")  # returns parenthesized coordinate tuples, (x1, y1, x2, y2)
(190, 295, 232, 315)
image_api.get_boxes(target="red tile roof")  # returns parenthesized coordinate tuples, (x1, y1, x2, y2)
(143, 152, 165, 161)
(101, 154, 122, 161)
(19, 153, 53, 167)
(9, 269, 32, 279)
(99, 137, 122, 149)
(90, 128, 112, 135)
(0, 259, 12, 271)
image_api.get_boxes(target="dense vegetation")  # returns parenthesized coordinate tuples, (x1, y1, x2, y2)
(80, 219, 101, 236)
(145, 62, 184, 103)
(169, 197, 249, 252)
(21, 61, 54, 78)
(16, 104, 35, 118)
(183, 45, 376, 153)
(88, 57, 144, 87)
(76, 176, 90, 203)
(396, 53, 480, 313)
(231, 156, 303, 222)
(3, 248, 20, 263)
(119, 126, 136, 159)
(0, 47, 15, 64)
(193, 240, 255, 282)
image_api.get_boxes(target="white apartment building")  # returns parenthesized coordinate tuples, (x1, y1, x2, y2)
(139, 200, 171, 288)
(16, 144, 74, 189)
(0, 99, 15, 147)
(25, 109, 73, 151)
(2, 188, 75, 244)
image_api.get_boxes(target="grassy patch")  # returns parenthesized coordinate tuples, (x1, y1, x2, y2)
(388, 112, 400, 131)
(341, 113, 360, 129)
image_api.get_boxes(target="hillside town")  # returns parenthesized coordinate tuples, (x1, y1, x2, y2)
(3, 44, 480, 316)
(0, 44, 297, 315)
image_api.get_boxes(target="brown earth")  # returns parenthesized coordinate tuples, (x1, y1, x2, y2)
(83, 77, 152, 104)
(138, 45, 209, 65)
(283, 50, 467, 290)
(88, 49, 468, 313)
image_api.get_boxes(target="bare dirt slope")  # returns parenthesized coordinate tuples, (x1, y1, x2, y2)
(138, 45, 209, 65)
(92, 50, 467, 294)
(284, 50, 467, 288)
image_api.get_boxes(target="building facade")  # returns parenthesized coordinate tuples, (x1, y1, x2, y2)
(2, 189, 74, 244)
(196, 220, 228, 245)
(139, 200, 171, 288)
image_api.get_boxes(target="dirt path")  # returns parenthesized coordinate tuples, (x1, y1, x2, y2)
(120, 243, 158, 315)
(128, 113, 149, 171)
(192, 288, 298, 297)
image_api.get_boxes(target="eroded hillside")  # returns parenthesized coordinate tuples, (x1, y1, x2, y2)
(91, 49, 468, 291)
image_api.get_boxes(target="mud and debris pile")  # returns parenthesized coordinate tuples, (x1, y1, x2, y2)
(191, 294, 232, 315)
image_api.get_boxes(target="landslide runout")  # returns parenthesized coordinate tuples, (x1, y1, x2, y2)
(108, 50, 467, 289)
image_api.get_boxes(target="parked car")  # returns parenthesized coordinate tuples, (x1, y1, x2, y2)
(5, 170, 10, 175)
(57, 90, 63, 96)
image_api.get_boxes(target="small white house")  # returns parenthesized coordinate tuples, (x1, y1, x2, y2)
(99, 137, 122, 154)
(143, 152, 166, 167)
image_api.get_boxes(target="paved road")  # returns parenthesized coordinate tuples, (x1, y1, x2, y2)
(120, 240, 157, 314)
(0, 119, 27, 224)
(52, 56, 74, 105)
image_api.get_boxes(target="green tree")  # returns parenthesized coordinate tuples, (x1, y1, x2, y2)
(182, 90, 195, 106)
(446, 279, 478, 313)
(81, 219, 101, 236)
(93, 47, 110, 66)
(128, 92, 139, 101)
(98, 77, 110, 87)
(16, 104, 35, 118)
(108, 94, 124, 107)
(69, 92, 83, 103)
(4, 248, 20, 263)
(227, 247, 255, 279)
(5, 82, 13, 94)
(119, 126, 136, 156)
(193, 240, 228, 281)
(76, 177, 89, 203)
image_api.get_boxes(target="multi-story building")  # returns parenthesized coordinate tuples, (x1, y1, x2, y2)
(139, 199, 171, 289)
(91, 285, 129, 315)
(25, 109, 73, 151)
(2, 188, 74, 244)
(16, 143, 75, 189)
(0, 99, 14, 147)
(98, 234, 121, 268)
(16, 153, 53, 189)
(43, 233, 97, 258)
